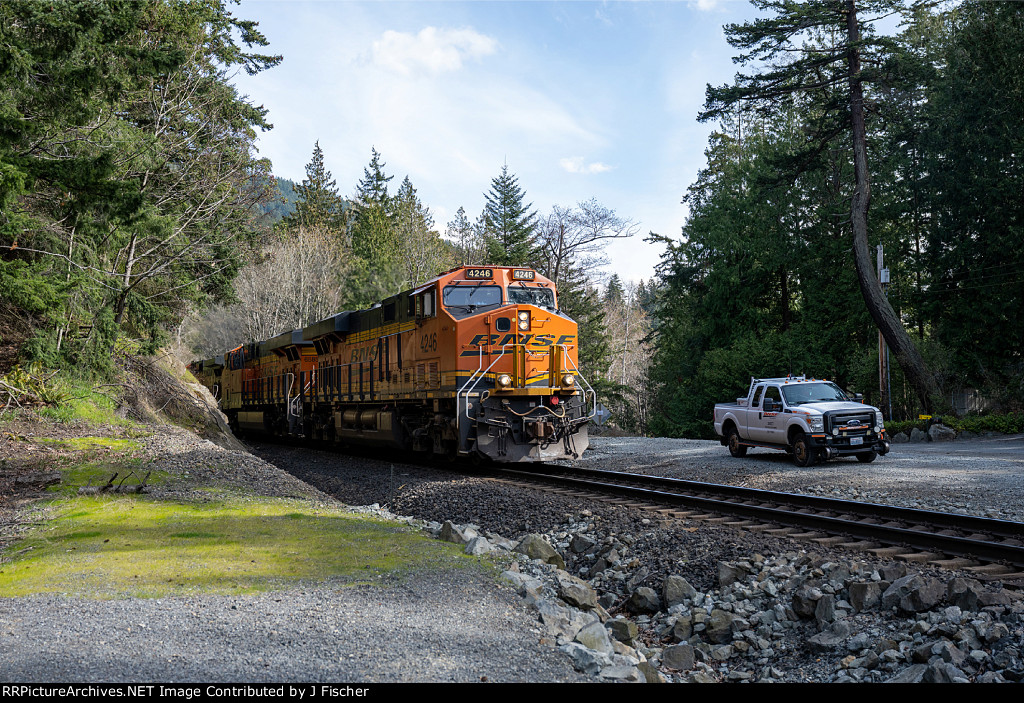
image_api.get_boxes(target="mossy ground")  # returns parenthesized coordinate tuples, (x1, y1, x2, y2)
(2, 379, 479, 600)
(0, 494, 472, 598)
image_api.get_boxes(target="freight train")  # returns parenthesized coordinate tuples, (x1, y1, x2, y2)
(189, 265, 593, 462)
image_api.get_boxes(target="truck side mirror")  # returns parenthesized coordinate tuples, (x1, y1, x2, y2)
(854, 393, 863, 402)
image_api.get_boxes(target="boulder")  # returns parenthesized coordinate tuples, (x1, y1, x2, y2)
(555, 571, 599, 610)
(909, 427, 929, 443)
(881, 574, 945, 613)
(575, 620, 614, 655)
(439, 520, 468, 545)
(516, 534, 565, 569)
(463, 536, 493, 555)
(627, 587, 661, 614)
(849, 581, 882, 612)
(806, 621, 852, 652)
(663, 575, 697, 608)
(606, 618, 638, 644)
(928, 423, 957, 442)
(661, 644, 695, 671)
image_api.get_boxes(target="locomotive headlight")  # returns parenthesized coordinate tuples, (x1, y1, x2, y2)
(497, 374, 512, 389)
(808, 416, 824, 433)
(561, 374, 575, 387)
(518, 310, 530, 330)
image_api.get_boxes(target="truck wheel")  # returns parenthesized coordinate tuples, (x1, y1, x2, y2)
(792, 431, 816, 467)
(856, 451, 877, 463)
(727, 428, 747, 458)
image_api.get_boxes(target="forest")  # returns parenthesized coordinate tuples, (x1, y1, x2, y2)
(1, 1, 1021, 437)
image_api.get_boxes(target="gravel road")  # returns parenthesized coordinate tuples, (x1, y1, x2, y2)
(572, 433, 1024, 521)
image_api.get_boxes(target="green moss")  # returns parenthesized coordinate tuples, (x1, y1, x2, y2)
(0, 497, 473, 598)
(37, 436, 142, 452)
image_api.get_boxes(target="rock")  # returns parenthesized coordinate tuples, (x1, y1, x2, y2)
(661, 644, 695, 671)
(928, 424, 957, 442)
(516, 534, 565, 569)
(718, 561, 747, 588)
(814, 593, 836, 627)
(575, 620, 614, 655)
(463, 536, 493, 555)
(627, 587, 661, 614)
(909, 427, 929, 442)
(555, 571, 599, 610)
(946, 578, 983, 612)
(599, 663, 642, 682)
(886, 664, 927, 683)
(672, 614, 693, 642)
(881, 575, 945, 613)
(705, 609, 741, 644)
(892, 432, 910, 443)
(569, 534, 596, 554)
(923, 661, 969, 683)
(500, 570, 543, 598)
(806, 621, 852, 652)
(792, 584, 822, 618)
(849, 581, 882, 612)
(638, 661, 667, 683)
(606, 618, 638, 644)
(559, 642, 610, 675)
(663, 575, 697, 608)
(439, 520, 467, 545)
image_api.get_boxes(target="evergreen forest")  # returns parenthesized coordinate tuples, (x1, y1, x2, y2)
(1, 0, 1021, 437)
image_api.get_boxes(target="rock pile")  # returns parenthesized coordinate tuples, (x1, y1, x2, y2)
(424, 512, 1024, 683)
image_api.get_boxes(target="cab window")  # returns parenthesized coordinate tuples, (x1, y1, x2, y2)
(751, 385, 765, 407)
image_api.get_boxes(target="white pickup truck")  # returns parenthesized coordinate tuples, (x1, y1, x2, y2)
(713, 376, 890, 466)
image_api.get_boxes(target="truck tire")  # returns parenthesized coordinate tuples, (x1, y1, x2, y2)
(727, 427, 747, 458)
(856, 451, 877, 463)
(791, 431, 816, 467)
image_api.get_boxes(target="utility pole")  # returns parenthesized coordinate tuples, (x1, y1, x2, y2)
(877, 244, 892, 419)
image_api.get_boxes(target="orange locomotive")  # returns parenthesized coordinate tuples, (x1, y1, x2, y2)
(190, 265, 593, 462)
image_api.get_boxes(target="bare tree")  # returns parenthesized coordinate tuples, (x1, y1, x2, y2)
(537, 199, 639, 285)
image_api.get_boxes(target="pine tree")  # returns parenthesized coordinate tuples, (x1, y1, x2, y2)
(283, 142, 346, 232)
(393, 176, 452, 286)
(446, 206, 484, 265)
(481, 165, 537, 266)
(701, 0, 940, 411)
(350, 147, 397, 266)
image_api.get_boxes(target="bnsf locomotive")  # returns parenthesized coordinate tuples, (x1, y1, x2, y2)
(189, 265, 593, 462)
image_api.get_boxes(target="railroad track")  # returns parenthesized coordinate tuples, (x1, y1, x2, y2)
(490, 465, 1024, 584)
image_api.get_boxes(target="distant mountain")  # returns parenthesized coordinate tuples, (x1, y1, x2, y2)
(259, 176, 298, 224)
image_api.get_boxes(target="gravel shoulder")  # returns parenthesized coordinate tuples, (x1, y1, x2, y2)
(0, 419, 591, 683)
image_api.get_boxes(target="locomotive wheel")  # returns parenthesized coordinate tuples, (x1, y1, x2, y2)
(726, 428, 747, 458)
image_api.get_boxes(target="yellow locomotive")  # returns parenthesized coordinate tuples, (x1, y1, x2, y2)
(190, 266, 593, 462)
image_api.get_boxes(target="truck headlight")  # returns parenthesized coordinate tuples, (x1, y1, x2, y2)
(808, 417, 824, 433)
(875, 411, 884, 431)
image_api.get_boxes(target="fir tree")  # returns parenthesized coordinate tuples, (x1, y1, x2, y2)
(283, 142, 346, 232)
(481, 165, 537, 266)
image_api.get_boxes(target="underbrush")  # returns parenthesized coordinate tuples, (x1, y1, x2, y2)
(885, 411, 1024, 437)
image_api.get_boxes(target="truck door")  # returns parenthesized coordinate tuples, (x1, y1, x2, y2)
(744, 384, 766, 440)
(756, 385, 784, 444)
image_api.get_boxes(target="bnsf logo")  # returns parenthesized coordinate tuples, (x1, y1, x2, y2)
(468, 334, 575, 347)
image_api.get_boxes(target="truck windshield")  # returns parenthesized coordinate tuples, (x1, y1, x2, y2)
(782, 382, 851, 405)
(507, 286, 555, 309)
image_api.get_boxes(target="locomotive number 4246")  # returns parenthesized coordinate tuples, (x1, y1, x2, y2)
(420, 332, 437, 353)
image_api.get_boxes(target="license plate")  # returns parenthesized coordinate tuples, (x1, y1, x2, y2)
(850, 437, 863, 446)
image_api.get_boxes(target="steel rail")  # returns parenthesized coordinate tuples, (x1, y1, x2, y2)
(496, 467, 1024, 570)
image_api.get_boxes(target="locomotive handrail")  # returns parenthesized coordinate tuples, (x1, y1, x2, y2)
(564, 353, 598, 422)
(458, 344, 511, 440)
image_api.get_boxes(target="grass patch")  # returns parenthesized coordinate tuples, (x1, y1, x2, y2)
(36, 436, 142, 452)
(0, 496, 473, 598)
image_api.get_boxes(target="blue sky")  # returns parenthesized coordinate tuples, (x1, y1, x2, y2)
(230, 0, 752, 283)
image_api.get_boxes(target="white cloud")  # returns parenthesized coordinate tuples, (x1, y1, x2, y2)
(559, 157, 614, 175)
(687, 0, 723, 11)
(372, 26, 498, 75)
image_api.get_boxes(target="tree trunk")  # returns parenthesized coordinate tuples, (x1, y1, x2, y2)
(845, 0, 939, 412)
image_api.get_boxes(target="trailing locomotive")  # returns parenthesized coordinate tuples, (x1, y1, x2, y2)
(190, 265, 593, 462)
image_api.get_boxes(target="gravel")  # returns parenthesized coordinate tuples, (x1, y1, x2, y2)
(4, 421, 1024, 683)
